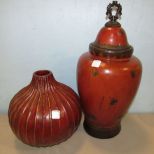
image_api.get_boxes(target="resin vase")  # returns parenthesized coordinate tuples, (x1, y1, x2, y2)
(8, 70, 81, 146)
(77, 1, 142, 138)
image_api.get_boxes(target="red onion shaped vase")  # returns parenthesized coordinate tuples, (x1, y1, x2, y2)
(77, 1, 142, 138)
(8, 70, 81, 146)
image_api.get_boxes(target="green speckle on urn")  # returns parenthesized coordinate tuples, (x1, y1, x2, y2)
(131, 70, 136, 78)
(92, 71, 99, 77)
(110, 98, 118, 106)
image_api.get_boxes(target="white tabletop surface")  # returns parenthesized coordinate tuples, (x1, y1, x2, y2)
(0, 114, 154, 154)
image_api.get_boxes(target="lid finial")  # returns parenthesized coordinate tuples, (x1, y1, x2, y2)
(106, 1, 122, 22)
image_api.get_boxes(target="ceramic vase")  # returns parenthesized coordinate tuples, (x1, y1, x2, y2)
(8, 70, 81, 146)
(77, 1, 142, 138)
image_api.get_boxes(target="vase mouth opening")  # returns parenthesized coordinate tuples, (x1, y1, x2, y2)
(34, 70, 53, 77)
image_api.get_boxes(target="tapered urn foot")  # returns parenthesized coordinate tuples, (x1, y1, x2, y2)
(83, 121, 121, 139)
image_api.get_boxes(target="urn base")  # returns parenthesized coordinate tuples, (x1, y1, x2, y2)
(83, 121, 121, 139)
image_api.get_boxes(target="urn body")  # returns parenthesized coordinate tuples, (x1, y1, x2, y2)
(77, 53, 142, 138)
(77, 1, 142, 138)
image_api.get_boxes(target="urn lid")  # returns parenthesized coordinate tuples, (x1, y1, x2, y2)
(90, 1, 133, 58)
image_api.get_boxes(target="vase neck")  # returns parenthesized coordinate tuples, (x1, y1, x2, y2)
(30, 70, 55, 89)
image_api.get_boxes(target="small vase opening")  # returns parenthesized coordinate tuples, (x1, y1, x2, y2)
(34, 70, 53, 77)
(31, 70, 55, 88)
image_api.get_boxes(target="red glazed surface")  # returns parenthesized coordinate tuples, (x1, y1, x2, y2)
(8, 70, 81, 147)
(96, 26, 128, 46)
(77, 15, 142, 136)
(77, 53, 142, 128)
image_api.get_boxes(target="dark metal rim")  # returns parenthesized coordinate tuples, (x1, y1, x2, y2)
(89, 42, 133, 58)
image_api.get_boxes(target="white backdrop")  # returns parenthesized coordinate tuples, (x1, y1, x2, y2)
(0, 0, 153, 113)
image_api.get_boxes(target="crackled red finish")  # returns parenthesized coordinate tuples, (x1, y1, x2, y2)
(77, 20, 142, 138)
(8, 70, 81, 147)
(77, 53, 142, 127)
(96, 26, 128, 46)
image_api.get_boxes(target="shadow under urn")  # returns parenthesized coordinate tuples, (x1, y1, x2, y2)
(8, 70, 81, 147)
(77, 1, 142, 139)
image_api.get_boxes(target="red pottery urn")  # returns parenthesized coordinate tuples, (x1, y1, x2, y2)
(8, 70, 81, 146)
(77, 1, 142, 138)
